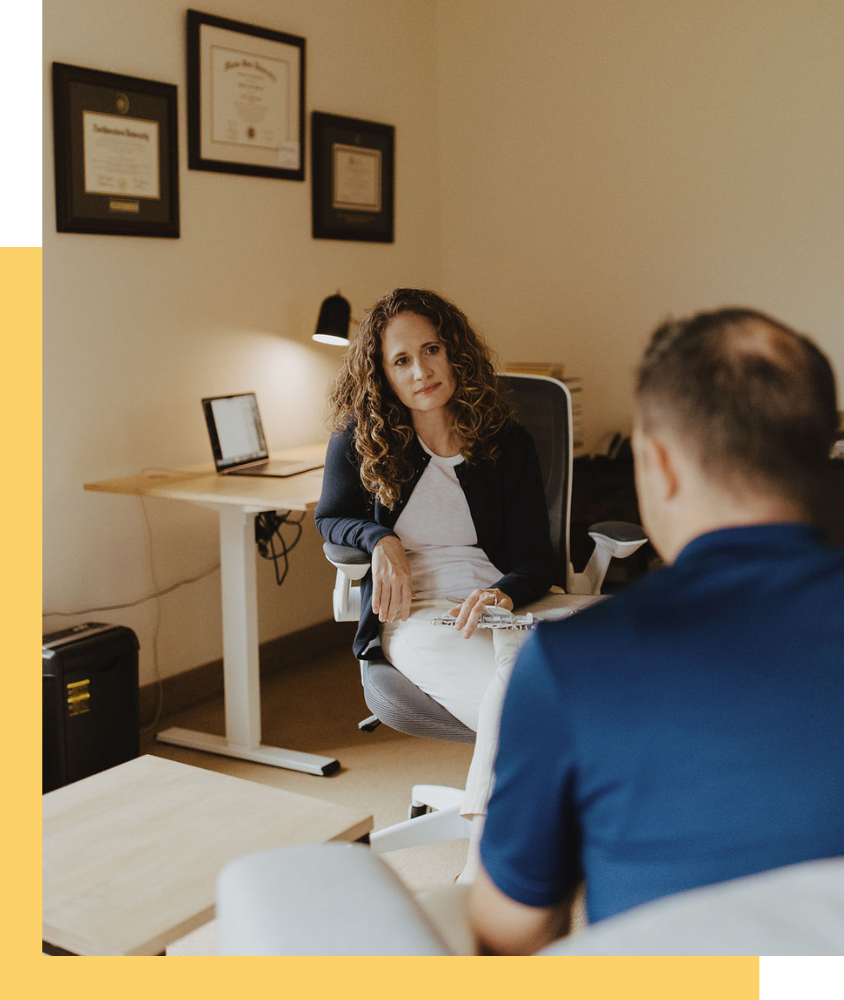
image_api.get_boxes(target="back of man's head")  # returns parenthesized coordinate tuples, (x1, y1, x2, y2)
(635, 307, 838, 513)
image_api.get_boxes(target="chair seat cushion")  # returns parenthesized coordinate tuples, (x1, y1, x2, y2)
(361, 658, 476, 743)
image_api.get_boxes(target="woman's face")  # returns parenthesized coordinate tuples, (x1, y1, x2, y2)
(380, 312, 456, 415)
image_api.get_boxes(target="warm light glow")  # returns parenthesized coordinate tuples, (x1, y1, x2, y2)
(312, 333, 349, 347)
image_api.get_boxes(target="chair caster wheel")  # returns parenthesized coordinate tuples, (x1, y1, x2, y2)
(409, 804, 429, 820)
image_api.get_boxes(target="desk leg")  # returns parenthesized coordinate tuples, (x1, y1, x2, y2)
(219, 504, 261, 747)
(157, 505, 340, 776)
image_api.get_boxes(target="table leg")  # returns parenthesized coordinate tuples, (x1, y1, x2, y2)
(157, 505, 339, 776)
(42, 941, 78, 956)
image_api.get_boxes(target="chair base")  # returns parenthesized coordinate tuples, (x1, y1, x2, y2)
(369, 785, 471, 854)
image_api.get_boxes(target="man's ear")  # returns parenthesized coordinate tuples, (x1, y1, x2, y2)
(643, 432, 680, 503)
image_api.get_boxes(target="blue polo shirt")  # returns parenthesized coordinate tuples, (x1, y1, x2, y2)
(480, 524, 844, 923)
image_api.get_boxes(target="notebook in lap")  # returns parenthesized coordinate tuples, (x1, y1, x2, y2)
(202, 393, 324, 478)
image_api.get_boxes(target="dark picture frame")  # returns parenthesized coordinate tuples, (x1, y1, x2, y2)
(311, 112, 394, 242)
(52, 62, 180, 238)
(187, 9, 306, 181)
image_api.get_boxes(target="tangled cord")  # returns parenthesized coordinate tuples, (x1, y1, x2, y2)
(254, 510, 306, 586)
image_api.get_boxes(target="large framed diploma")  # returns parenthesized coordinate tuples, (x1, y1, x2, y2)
(187, 9, 305, 181)
(312, 112, 394, 243)
(52, 63, 179, 237)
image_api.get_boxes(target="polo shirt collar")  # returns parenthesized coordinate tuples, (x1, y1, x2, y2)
(675, 522, 822, 566)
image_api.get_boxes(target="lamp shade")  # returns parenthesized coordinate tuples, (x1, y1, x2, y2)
(313, 293, 352, 346)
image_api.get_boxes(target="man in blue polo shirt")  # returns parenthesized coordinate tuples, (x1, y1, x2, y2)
(470, 307, 844, 955)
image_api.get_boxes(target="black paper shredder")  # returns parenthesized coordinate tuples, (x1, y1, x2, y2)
(42, 622, 140, 793)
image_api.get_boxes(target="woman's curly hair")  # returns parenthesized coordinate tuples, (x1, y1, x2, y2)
(326, 288, 513, 508)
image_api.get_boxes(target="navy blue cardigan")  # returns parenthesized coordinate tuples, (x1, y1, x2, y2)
(315, 422, 555, 659)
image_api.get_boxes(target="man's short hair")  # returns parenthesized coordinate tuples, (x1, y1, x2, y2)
(635, 307, 838, 509)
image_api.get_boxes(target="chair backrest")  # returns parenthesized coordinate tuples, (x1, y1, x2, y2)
(499, 373, 573, 590)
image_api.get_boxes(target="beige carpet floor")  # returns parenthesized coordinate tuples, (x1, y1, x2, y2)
(142, 641, 475, 955)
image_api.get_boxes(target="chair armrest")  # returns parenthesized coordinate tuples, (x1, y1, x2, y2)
(568, 521, 648, 596)
(323, 542, 371, 565)
(588, 520, 648, 559)
(324, 542, 371, 582)
(323, 542, 369, 619)
(588, 520, 647, 544)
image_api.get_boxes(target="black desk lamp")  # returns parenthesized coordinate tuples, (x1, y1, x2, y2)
(313, 292, 352, 346)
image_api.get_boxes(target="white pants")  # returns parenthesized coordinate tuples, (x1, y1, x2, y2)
(380, 592, 575, 818)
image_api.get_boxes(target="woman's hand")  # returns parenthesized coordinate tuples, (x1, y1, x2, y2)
(371, 535, 415, 623)
(449, 588, 514, 639)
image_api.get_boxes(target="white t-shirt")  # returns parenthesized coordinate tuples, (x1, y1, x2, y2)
(393, 439, 503, 600)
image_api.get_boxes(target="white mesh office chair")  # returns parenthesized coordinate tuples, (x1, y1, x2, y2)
(325, 374, 647, 853)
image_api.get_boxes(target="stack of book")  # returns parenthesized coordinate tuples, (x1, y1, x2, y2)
(504, 363, 585, 456)
(504, 361, 565, 381)
(564, 376, 584, 456)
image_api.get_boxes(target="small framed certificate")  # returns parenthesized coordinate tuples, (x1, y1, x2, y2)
(52, 63, 180, 237)
(312, 112, 394, 242)
(187, 9, 305, 181)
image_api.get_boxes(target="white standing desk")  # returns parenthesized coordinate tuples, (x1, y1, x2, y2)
(84, 443, 337, 776)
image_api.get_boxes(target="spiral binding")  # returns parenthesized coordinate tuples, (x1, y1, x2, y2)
(431, 610, 536, 631)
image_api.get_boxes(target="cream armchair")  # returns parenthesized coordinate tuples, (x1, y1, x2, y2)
(216, 844, 844, 956)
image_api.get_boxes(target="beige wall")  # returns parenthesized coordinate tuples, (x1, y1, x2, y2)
(435, 0, 844, 446)
(44, 0, 843, 685)
(42, 0, 442, 684)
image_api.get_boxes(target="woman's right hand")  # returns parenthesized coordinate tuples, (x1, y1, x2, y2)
(371, 535, 415, 623)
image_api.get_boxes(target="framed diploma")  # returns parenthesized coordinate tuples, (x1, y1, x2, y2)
(52, 63, 180, 237)
(312, 112, 394, 242)
(187, 9, 305, 181)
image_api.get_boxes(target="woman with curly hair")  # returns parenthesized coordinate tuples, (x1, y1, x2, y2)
(315, 288, 556, 875)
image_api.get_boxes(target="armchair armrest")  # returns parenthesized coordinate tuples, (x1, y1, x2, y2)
(216, 844, 452, 956)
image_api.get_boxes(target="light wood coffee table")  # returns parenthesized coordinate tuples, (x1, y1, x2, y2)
(42, 755, 373, 955)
